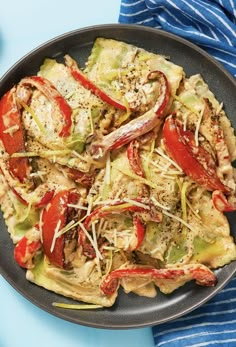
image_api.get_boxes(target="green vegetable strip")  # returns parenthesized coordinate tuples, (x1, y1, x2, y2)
(52, 303, 103, 309)
(17, 98, 47, 134)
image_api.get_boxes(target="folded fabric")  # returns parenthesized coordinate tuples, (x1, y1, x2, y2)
(119, 0, 236, 77)
(119, 1, 236, 346)
(152, 277, 236, 347)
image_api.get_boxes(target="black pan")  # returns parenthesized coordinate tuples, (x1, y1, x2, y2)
(0, 24, 236, 329)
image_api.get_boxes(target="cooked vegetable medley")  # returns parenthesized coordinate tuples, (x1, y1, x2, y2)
(1, 38, 236, 307)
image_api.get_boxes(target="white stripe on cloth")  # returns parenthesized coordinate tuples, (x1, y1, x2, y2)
(171, 308, 236, 323)
(190, 339, 236, 347)
(200, 44, 236, 57)
(119, 8, 149, 16)
(213, 56, 236, 69)
(135, 19, 161, 27)
(157, 330, 236, 347)
(121, 0, 144, 6)
(229, 0, 236, 18)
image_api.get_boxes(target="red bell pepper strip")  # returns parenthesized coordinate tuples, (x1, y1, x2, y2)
(42, 190, 69, 268)
(133, 214, 145, 249)
(90, 71, 170, 159)
(127, 140, 145, 178)
(100, 265, 217, 295)
(163, 116, 229, 193)
(14, 234, 41, 269)
(9, 178, 54, 208)
(212, 190, 236, 212)
(0, 87, 55, 206)
(35, 189, 55, 208)
(67, 168, 95, 188)
(19, 76, 72, 137)
(41, 189, 80, 268)
(64, 55, 127, 111)
(0, 159, 54, 207)
(11, 187, 28, 205)
(0, 87, 30, 182)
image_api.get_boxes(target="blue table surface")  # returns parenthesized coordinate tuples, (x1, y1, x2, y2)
(0, 1, 154, 347)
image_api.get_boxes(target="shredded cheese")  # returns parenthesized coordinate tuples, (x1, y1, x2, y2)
(194, 107, 204, 147)
(159, 174, 177, 180)
(154, 148, 183, 172)
(56, 213, 88, 239)
(104, 249, 113, 276)
(67, 203, 88, 211)
(104, 152, 111, 185)
(123, 198, 149, 210)
(151, 196, 171, 211)
(141, 155, 167, 172)
(183, 111, 190, 131)
(78, 221, 103, 260)
(29, 171, 47, 181)
(50, 220, 62, 253)
(98, 147, 103, 158)
(101, 220, 108, 234)
(91, 221, 102, 276)
(56, 220, 76, 238)
(94, 199, 120, 206)
(181, 181, 189, 222)
(114, 188, 123, 200)
(97, 218, 105, 237)
(39, 209, 44, 243)
(103, 245, 118, 251)
(162, 210, 195, 232)
(86, 196, 93, 216)
(89, 108, 95, 135)
(142, 155, 183, 177)
(216, 101, 223, 115)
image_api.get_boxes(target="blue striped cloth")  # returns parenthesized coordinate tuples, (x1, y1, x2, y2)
(152, 277, 236, 346)
(119, 0, 236, 77)
(119, 1, 236, 346)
